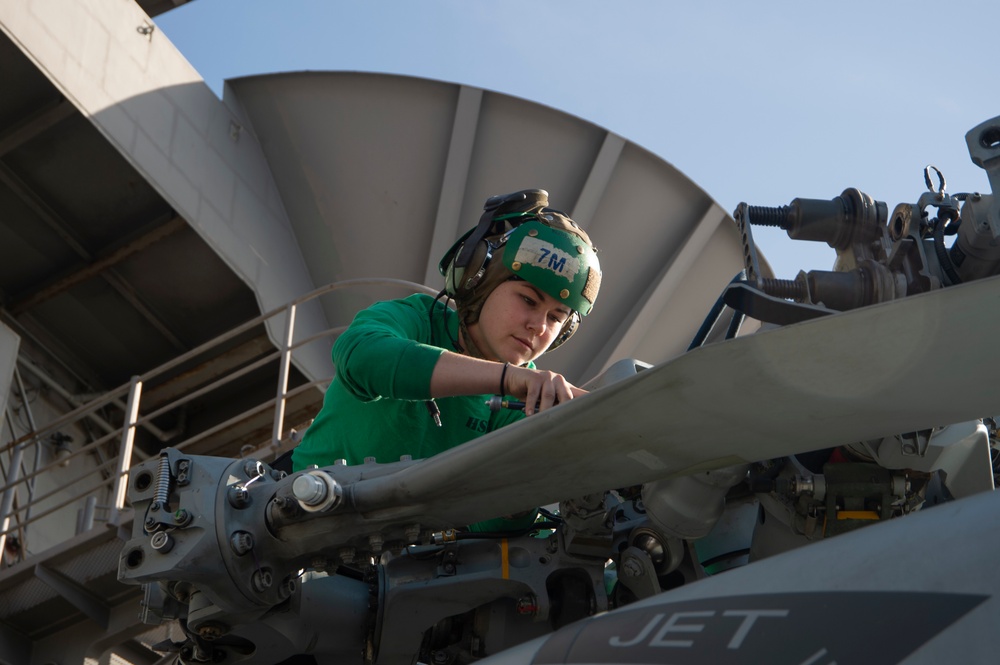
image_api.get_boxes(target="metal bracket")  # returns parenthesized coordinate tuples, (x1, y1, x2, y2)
(617, 546, 660, 600)
(734, 203, 764, 286)
(723, 282, 833, 326)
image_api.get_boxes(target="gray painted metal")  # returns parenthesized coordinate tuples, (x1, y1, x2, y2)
(117, 273, 1000, 614)
(226, 71, 754, 383)
(480, 487, 1000, 665)
(113, 266, 1000, 662)
(0, 0, 331, 383)
(0, 1, 772, 660)
(0, 18, 266, 394)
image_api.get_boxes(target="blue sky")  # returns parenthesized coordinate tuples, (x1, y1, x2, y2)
(156, 0, 1000, 280)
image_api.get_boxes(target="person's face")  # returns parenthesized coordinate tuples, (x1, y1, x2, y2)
(465, 280, 572, 365)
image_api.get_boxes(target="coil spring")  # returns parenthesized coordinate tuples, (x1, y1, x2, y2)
(154, 452, 171, 508)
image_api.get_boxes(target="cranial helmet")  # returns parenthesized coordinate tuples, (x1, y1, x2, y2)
(438, 189, 601, 351)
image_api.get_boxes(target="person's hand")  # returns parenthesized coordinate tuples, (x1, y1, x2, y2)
(503, 365, 587, 415)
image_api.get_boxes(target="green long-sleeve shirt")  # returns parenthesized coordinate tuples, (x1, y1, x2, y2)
(292, 294, 534, 531)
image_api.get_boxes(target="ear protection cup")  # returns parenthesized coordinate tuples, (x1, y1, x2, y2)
(440, 232, 500, 300)
(548, 310, 580, 351)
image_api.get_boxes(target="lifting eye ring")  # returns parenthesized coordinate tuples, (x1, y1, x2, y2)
(923, 165, 946, 195)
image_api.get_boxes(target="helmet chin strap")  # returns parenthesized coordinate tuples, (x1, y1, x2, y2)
(458, 319, 489, 360)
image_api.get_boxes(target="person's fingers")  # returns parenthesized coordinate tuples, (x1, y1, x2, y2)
(524, 376, 541, 415)
(507, 366, 585, 415)
(538, 379, 556, 412)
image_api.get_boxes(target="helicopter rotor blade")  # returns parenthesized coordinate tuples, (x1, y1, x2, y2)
(349, 274, 1000, 527)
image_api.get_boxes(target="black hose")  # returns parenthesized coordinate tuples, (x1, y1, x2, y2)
(725, 308, 745, 340)
(933, 217, 963, 286)
(687, 271, 747, 350)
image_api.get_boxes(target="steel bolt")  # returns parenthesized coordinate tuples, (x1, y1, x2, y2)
(251, 568, 273, 593)
(760, 277, 808, 301)
(150, 531, 174, 553)
(173, 509, 192, 527)
(176, 460, 191, 486)
(197, 623, 226, 640)
(230, 531, 254, 556)
(621, 558, 643, 578)
(292, 474, 328, 506)
(746, 204, 793, 229)
(228, 486, 251, 508)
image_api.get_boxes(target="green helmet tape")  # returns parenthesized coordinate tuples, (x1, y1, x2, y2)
(514, 235, 585, 282)
(502, 220, 600, 316)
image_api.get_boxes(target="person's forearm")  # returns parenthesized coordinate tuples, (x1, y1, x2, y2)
(429, 352, 586, 415)
(429, 351, 505, 398)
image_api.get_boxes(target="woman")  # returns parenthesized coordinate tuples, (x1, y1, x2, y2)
(291, 190, 601, 529)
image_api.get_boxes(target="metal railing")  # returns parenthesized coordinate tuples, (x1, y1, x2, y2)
(0, 278, 439, 565)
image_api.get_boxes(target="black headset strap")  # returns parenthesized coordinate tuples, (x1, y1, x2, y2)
(453, 191, 532, 268)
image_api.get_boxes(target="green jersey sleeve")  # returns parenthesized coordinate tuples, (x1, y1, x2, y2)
(333, 295, 446, 402)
